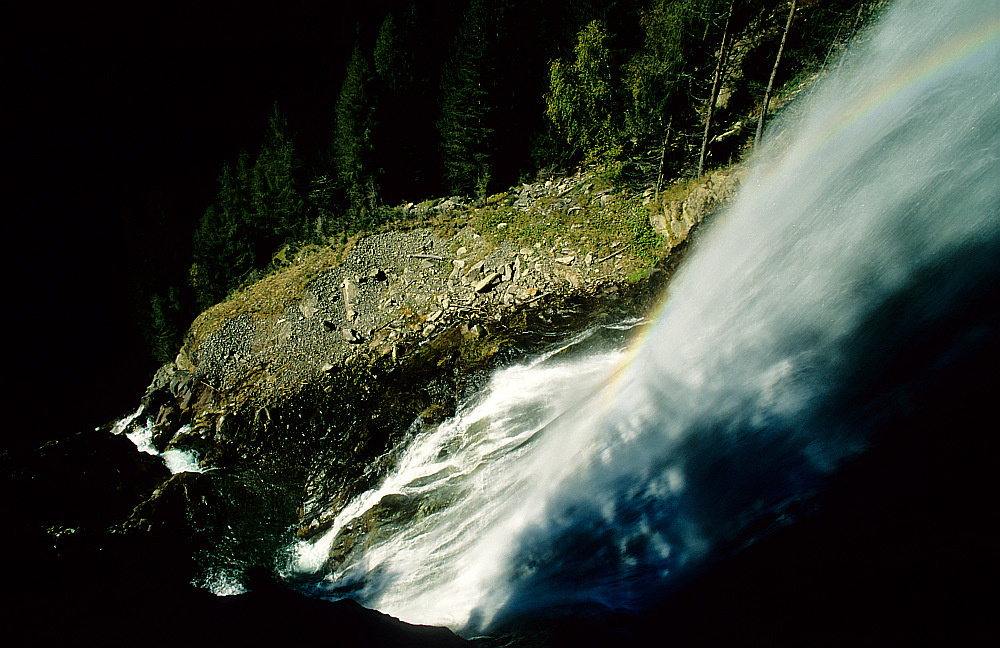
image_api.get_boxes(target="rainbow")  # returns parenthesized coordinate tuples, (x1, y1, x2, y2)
(598, 7, 1000, 408)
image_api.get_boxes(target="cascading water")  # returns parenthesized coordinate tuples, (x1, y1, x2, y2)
(284, 0, 1000, 634)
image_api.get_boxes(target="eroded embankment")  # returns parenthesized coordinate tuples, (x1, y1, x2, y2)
(115, 165, 743, 575)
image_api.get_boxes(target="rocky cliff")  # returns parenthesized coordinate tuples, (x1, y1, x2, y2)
(4, 166, 743, 645)
(134, 165, 744, 486)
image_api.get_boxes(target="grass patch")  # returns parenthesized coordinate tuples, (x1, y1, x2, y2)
(186, 243, 345, 353)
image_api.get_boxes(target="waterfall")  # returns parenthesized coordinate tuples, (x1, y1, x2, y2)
(285, 0, 1000, 634)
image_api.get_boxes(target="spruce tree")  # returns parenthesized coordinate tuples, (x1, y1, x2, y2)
(437, 0, 501, 196)
(333, 39, 378, 224)
(190, 154, 255, 306)
(252, 103, 303, 243)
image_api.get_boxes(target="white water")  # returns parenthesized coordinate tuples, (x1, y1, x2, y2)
(114, 407, 205, 475)
(288, 0, 1000, 633)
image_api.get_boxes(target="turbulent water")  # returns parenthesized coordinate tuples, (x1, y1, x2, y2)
(284, 0, 1000, 634)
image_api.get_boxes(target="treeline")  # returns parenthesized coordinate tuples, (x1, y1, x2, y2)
(138, 0, 880, 364)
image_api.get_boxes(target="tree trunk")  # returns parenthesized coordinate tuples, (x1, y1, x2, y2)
(754, 0, 798, 149)
(697, 0, 735, 177)
(655, 117, 673, 195)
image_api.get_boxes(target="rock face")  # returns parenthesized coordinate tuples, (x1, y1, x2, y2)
(649, 167, 746, 245)
(88, 164, 744, 627)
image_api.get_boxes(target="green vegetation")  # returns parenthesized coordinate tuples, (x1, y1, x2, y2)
(546, 20, 624, 167)
(132, 0, 881, 364)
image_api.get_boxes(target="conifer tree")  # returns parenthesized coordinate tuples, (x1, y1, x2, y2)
(252, 103, 303, 242)
(437, 0, 501, 196)
(333, 39, 378, 221)
(190, 153, 255, 306)
(371, 9, 426, 202)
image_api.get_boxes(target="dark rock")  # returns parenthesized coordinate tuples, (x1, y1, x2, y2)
(419, 401, 454, 423)
(119, 470, 215, 535)
(2, 430, 169, 535)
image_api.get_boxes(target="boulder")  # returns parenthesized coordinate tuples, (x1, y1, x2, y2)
(474, 271, 501, 293)
(342, 277, 359, 321)
(298, 291, 319, 319)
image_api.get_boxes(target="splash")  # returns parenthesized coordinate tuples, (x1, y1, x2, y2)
(287, 0, 1000, 633)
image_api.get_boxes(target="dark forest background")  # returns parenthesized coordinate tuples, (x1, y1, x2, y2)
(3, 0, 874, 449)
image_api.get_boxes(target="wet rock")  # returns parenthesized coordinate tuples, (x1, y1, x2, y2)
(119, 471, 215, 535)
(419, 402, 454, 424)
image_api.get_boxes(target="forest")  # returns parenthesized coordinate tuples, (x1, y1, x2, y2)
(131, 0, 880, 365)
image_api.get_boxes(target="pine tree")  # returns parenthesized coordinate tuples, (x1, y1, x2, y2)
(370, 9, 424, 203)
(252, 102, 303, 242)
(437, 0, 501, 196)
(333, 39, 378, 223)
(190, 154, 255, 306)
(147, 287, 183, 364)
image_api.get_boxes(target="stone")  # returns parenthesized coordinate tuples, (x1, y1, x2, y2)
(174, 349, 196, 373)
(650, 209, 670, 237)
(419, 402, 453, 424)
(342, 328, 360, 343)
(555, 255, 575, 265)
(342, 277, 358, 322)
(466, 260, 485, 283)
(276, 319, 293, 345)
(474, 271, 501, 293)
(457, 246, 468, 256)
(298, 292, 319, 319)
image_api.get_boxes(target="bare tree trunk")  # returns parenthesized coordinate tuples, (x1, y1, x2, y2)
(836, 1, 867, 74)
(697, 0, 735, 177)
(754, 0, 798, 149)
(655, 117, 673, 195)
